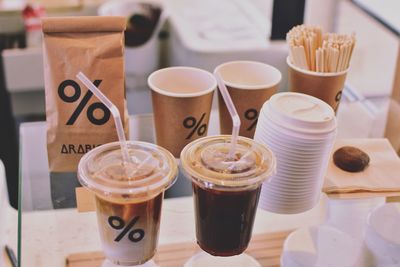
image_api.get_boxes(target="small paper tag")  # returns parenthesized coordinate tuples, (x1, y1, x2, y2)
(75, 187, 96, 212)
(387, 196, 400, 203)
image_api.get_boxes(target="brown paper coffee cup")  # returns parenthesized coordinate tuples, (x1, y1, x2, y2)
(148, 67, 216, 157)
(288, 57, 348, 113)
(215, 61, 281, 138)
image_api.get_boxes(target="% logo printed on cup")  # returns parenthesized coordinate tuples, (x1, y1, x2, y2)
(58, 79, 111, 126)
(108, 216, 145, 243)
(334, 90, 342, 111)
(183, 113, 207, 140)
(244, 108, 258, 131)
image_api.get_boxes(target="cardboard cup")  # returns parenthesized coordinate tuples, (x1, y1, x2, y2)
(148, 67, 216, 157)
(215, 61, 281, 138)
(287, 57, 348, 113)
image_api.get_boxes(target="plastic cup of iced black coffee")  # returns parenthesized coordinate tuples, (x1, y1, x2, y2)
(78, 141, 177, 266)
(181, 135, 276, 258)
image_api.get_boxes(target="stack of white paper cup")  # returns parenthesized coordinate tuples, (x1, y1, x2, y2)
(281, 225, 364, 267)
(364, 203, 400, 267)
(254, 92, 337, 214)
(326, 197, 385, 240)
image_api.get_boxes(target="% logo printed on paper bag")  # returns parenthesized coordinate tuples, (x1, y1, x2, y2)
(183, 113, 207, 140)
(58, 79, 111, 126)
(244, 108, 258, 131)
(108, 216, 145, 243)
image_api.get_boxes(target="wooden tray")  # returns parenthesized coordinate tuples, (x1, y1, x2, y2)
(66, 231, 291, 267)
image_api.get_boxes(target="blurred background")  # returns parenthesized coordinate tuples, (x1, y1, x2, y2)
(0, 0, 399, 208)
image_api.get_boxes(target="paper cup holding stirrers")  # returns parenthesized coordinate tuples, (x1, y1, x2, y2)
(287, 25, 356, 112)
(148, 67, 216, 158)
(215, 61, 281, 138)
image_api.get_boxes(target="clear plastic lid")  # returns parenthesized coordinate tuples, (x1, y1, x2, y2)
(78, 141, 178, 202)
(180, 135, 276, 191)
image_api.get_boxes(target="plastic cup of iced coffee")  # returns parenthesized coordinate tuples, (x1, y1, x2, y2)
(78, 141, 177, 266)
(180, 135, 276, 257)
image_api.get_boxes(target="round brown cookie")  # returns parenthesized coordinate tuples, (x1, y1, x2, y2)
(333, 146, 370, 172)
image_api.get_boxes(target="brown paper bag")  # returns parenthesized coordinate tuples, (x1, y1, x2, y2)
(42, 17, 129, 209)
(42, 16, 129, 173)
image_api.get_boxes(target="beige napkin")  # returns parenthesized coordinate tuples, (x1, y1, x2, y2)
(323, 138, 400, 199)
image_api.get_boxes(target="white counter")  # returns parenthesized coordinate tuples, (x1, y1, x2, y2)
(19, 195, 327, 267)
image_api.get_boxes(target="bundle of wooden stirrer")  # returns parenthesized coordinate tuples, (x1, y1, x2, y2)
(287, 25, 356, 73)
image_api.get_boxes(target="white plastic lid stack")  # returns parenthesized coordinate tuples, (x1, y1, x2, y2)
(255, 92, 337, 214)
(281, 225, 364, 267)
(264, 93, 336, 136)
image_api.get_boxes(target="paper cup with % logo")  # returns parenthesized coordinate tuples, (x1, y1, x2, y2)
(78, 141, 177, 265)
(148, 67, 216, 158)
(287, 57, 348, 113)
(215, 61, 281, 138)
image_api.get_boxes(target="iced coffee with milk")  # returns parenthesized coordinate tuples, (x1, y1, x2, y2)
(78, 141, 177, 265)
(181, 136, 276, 256)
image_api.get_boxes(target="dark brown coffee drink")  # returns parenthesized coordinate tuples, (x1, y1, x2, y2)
(192, 185, 261, 256)
(181, 136, 276, 257)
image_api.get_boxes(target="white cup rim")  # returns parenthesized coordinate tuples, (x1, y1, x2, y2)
(282, 225, 361, 264)
(257, 94, 337, 137)
(214, 60, 282, 90)
(148, 66, 217, 98)
(258, 109, 337, 139)
(287, 57, 349, 77)
(98, 0, 165, 15)
(367, 203, 400, 246)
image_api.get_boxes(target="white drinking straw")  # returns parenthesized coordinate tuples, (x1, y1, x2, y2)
(214, 71, 241, 159)
(76, 72, 131, 164)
